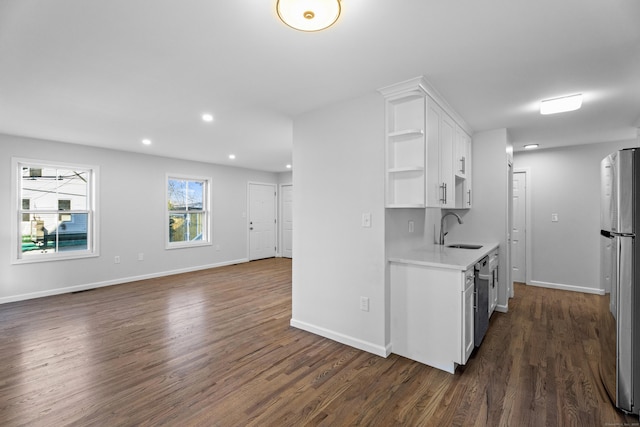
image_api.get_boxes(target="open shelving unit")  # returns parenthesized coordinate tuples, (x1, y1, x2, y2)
(383, 90, 427, 208)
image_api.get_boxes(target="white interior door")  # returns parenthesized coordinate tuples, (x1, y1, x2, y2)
(249, 183, 276, 261)
(281, 184, 293, 258)
(512, 171, 526, 283)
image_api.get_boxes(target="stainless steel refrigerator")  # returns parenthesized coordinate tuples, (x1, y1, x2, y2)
(600, 147, 640, 415)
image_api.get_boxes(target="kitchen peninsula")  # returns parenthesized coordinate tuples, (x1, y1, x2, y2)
(389, 242, 499, 373)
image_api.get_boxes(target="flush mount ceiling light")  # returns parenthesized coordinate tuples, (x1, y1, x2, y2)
(277, 0, 341, 32)
(540, 94, 583, 115)
(524, 144, 539, 150)
(142, 139, 152, 146)
(202, 113, 214, 122)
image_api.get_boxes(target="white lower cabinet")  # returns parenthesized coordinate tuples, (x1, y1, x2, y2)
(462, 268, 475, 364)
(488, 249, 499, 316)
(390, 262, 474, 374)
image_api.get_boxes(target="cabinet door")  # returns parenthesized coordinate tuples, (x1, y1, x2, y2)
(454, 126, 468, 179)
(462, 277, 475, 363)
(426, 97, 455, 208)
(440, 112, 455, 208)
(426, 98, 441, 207)
(465, 136, 472, 208)
(489, 266, 498, 316)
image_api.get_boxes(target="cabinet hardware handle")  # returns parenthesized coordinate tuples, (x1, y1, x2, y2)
(467, 189, 471, 206)
(444, 183, 447, 205)
(461, 156, 465, 174)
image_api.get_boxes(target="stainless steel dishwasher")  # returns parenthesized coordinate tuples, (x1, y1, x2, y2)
(474, 256, 491, 347)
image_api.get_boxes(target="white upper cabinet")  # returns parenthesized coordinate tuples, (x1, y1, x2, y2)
(379, 76, 473, 209)
(455, 125, 472, 208)
(426, 97, 455, 208)
(455, 125, 470, 180)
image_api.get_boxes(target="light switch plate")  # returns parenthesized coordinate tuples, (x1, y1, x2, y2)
(551, 213, 559, 222)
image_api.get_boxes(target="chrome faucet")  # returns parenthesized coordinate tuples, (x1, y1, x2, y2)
(439, 212, 463, 245)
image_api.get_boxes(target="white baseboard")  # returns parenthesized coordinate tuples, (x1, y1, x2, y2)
(528, 280, 605, 295)
(290, 318, 390, 358)
(495, 304, 508, 313)
(0, 258, 249, 305)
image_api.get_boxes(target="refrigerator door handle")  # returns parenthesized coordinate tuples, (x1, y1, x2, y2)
(603, 229, 636, 238)
(615, 232, 635, 238)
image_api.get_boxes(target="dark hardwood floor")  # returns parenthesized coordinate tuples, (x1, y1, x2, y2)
(0, 258, 636, 426)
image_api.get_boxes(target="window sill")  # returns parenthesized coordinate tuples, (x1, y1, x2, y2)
(165, 241, 212, 250)
(12, 251, 99, 265)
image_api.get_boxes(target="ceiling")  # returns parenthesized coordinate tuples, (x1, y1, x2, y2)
(1, 0, 639, 172)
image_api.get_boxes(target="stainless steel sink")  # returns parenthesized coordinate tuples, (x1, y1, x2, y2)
(446, 244, 483, 249)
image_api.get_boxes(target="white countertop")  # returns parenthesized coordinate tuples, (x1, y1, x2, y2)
(388, 241, 499, 271)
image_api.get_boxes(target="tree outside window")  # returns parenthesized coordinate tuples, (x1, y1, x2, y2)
(167, 176, 210, 248)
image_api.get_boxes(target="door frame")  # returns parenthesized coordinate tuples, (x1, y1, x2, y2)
(279, 182, 293, 258)
(507, 161, 513, 299)
(513, 167, 532, 286)
(247, 181, 277, 261)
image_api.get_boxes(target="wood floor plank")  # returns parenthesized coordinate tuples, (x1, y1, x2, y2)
(0, 259, 637, 426)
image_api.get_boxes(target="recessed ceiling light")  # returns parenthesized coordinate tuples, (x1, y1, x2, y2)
(202, 113, 214, 122)
(286, 164, 292, 169)
(228, 154, 236, 160)
(142, 139, 152, 145)
(540, 94, 582, 115)
(524, 144, 539, 149)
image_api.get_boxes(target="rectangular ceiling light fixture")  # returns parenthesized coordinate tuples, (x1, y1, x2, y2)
(540, 94, 583, 115)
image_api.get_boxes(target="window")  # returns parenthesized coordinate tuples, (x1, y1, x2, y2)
(13, 158, 98, 263)
(166, 175, 211, 248)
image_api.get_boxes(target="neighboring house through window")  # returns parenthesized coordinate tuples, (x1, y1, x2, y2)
(12, 158, 98, 263)
(166, 175, 211, 248)
(21, 198, 30, 222)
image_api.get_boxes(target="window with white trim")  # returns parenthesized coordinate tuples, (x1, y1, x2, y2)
(13, 159, 98, 263)
(166, 175, 211, 248)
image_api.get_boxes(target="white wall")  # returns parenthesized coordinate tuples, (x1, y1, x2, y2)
(513, 139, 638, 293)
(446, 128, 512, 311)
(0, 134, 278, 303)
(291, 92, 388, 356)
(277, 171, 292, 185)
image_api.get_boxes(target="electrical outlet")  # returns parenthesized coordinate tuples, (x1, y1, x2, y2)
(362, 213, 371, 228)
(551, 213, 559, 222)
(408, 220, 415, 233)
(138, 253, 144, 261)
(360, 296, 370, 312)
(114, 255, 120, 264)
